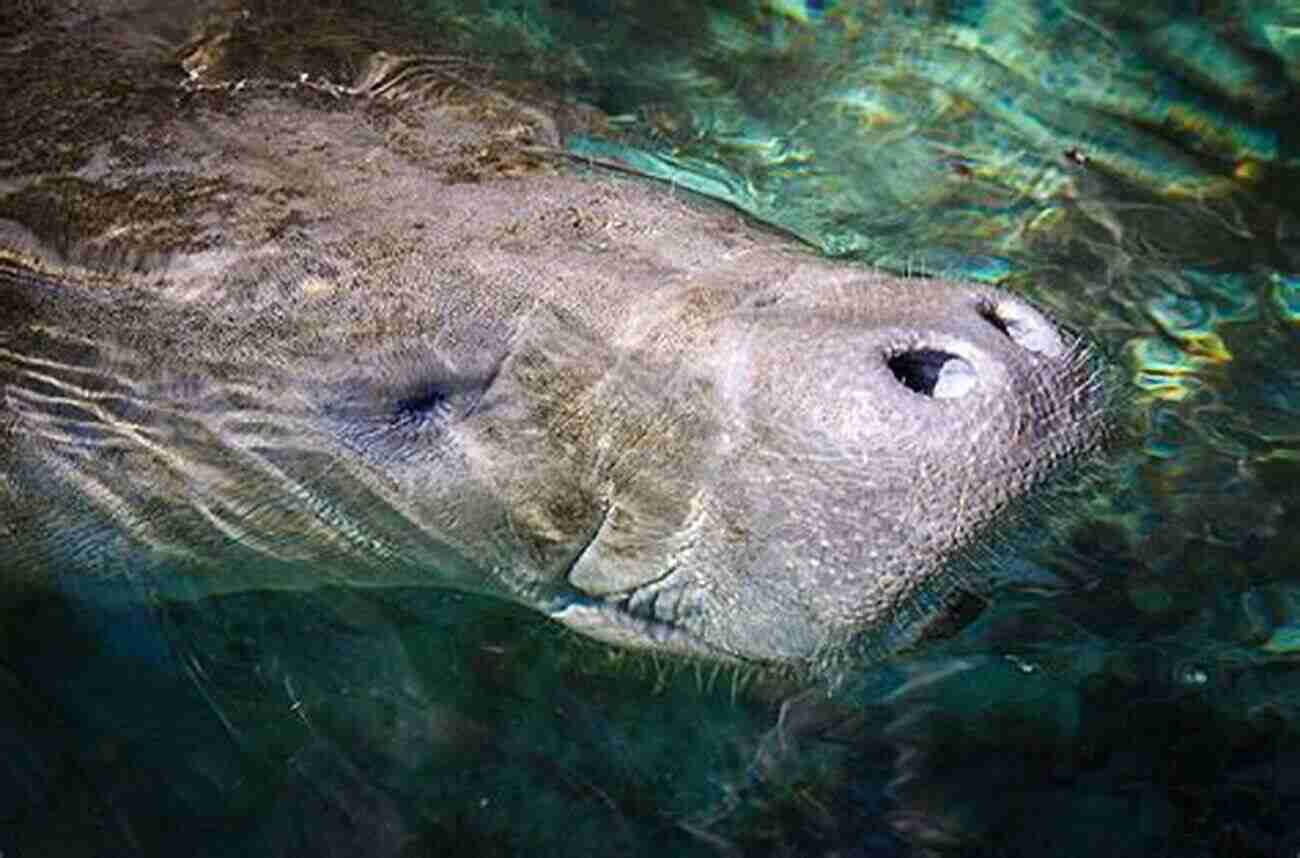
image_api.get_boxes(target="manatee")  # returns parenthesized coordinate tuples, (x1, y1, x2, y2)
(0, 14, 1111, 671)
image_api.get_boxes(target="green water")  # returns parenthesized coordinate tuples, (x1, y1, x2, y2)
(4, 1, 1300, 856)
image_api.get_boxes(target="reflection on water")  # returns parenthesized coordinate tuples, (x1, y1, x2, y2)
(3, 1, 1300, 856)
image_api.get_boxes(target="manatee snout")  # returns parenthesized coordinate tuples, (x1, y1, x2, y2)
(538, 267, 1109, 668)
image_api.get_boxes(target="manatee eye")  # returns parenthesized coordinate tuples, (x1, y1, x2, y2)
(391, 383, 453, 430)
(324, 352, 499, 462)
(977, 299, 1062, 357)
(887, 349, 976, 399)
(381, 370, 496, 434)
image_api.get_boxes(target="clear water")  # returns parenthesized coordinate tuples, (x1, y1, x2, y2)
(4, 1, 1300, 856)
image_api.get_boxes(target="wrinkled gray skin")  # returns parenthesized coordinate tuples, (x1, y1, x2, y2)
(0, 10, 1109, 670)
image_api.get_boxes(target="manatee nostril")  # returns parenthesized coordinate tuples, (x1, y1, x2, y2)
(887, 349, 977, 399)
(977, 299, 1062, 357)
(978, 302, 1014, 338)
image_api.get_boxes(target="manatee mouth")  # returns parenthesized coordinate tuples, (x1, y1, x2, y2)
(887, 349, 976, 399)
(547, 541, 735, 660)
(547, 595, 739, 661)
(544, 501, 735, 660)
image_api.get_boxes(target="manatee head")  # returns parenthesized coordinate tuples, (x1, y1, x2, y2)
(0, 18, 1111, 672)
(339, 252, 1112, 672)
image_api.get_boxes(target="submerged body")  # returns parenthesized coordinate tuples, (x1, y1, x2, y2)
(0, 7, 1110, 670)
